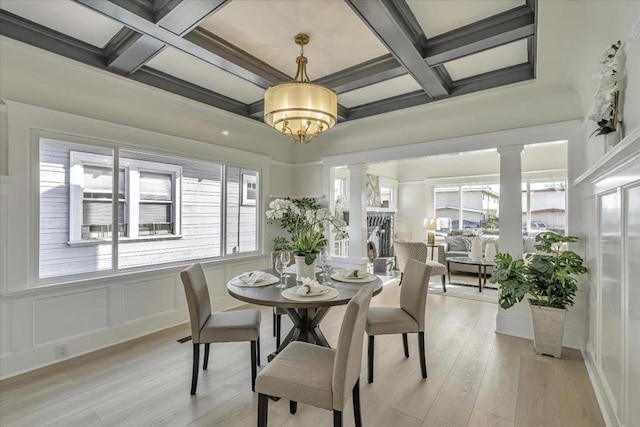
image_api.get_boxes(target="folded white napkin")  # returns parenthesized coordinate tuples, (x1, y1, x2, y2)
(238, 271, 264, 286)
(295, 277, 323, 295)
(345, 269, 366, 279)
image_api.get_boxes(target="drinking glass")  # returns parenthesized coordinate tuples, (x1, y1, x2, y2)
(320, 250, 332, 284)
(274, 257, 286, 288)
(280, 252, 291, 280)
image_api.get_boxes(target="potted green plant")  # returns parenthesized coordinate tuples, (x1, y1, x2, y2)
(266, 198, 348, 280)
(489, 232, 587, 358)
(272, 236, 293, 252)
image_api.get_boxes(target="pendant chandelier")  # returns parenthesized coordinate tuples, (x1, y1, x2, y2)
(264, 34, 338, 144)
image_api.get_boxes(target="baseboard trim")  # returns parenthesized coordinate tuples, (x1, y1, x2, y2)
(583, 347, 620, 427)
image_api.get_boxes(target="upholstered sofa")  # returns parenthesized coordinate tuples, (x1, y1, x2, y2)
(443, 235, 536, 274)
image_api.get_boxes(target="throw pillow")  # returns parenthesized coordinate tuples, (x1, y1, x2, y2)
(445, 236, 468, 252)
(463, 237, 473, 251)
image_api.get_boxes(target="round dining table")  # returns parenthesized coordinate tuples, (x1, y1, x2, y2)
(227, 269, 383, 355)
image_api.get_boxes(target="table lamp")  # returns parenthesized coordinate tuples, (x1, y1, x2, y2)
(423, 218, 438, 245)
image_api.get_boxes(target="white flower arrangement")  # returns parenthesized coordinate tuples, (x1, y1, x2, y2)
(266, 198, 348, 265)
(589, 41, 624, 137)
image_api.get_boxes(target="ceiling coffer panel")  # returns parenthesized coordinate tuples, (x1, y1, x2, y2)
(0, 0, 538, 124)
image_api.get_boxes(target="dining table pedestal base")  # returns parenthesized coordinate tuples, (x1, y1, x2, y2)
(268, 307, 331, 362)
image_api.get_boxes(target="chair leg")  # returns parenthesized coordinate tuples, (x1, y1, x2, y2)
(258, 393, 269, 427)
(251, 341, 257, 392)
(289, 400, 297, 414)
(418, 332, 427, 379)
(257, 337, 261, 366)
(203, 343, 210, 370)
(333, 410, 343, 427)
(276, 314, 282, 349)
(191, 343, 200, 395)
(442, 275, 447, 292)
(352, 379, 362, 427)
(272, 309, 276, 337)
(402, 333, 409, 358)
(367, 335, 374, 384)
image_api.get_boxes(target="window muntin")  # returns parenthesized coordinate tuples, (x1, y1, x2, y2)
(39, 139, 260, 280)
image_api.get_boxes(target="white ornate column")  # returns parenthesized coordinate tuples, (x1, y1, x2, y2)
(497, 145, 524, 259)
(333, 164, 368, 271)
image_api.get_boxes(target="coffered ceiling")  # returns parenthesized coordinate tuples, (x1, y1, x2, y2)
(0, 0, 538, 125)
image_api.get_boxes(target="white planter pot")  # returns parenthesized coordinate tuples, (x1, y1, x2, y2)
(294, 255, 317, 282)
(469, 238, 482, 262)
(604, 127, 622, 152)
(484, 243, 497, 262)
(529, 300, 567, 358)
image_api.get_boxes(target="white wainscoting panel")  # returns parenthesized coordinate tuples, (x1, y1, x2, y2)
(34, 288, 109, 345)
(624, 184, 640, 427)
(0, 257, 270, 379)
(0, 300, 11, 356)
(598, 191, 624, 416)
(577, 124, 640, 427)
(123, 277, 176, 323)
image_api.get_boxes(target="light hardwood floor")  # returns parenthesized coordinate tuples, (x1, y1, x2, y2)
(0, 283, 604, 427)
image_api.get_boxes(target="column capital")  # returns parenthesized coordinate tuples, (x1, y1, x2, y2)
(497, 144, 524, 156)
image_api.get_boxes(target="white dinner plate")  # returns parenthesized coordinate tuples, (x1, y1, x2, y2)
(290, 286, 330, 297)
(331, 271, 377, 283)
(229, 273, 280, 287)
(281, 286, 339, 302)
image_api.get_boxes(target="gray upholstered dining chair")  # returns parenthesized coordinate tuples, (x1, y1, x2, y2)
(180, 263, 261, 395)
(394, 240, 447, 291)
(366, 259, 432, 383)
(256, 285, 374, 427)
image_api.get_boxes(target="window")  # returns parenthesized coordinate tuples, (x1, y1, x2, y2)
(334, 177, 347, 200)
(81, 164, 126, 239)
(138, 171, 174, 236)
(39, 138, 260, 280)
(241, 173, 257, 206)
(435, 185, 501, 231)
(524, 181, 566, 235)
(70, 150, 181, 242)
(435, 187, 461, 229)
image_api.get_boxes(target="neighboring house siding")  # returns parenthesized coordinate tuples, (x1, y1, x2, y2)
(39, 140, 257, 278)
(226, 167, 257, 254)
(40, 141, 113, 277)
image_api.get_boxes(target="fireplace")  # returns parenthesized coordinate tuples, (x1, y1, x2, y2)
(366, 212, 394, 258)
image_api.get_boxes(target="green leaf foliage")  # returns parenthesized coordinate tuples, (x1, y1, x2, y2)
(489, 232, 587, 310)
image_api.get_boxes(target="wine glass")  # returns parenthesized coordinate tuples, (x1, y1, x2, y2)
(320, 250, 332, 284)
(280, 252, 291, 280)
(274, 257, 286, 288)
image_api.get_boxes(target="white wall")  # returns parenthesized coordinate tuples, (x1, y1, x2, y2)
(397, 183, 429, 242)
(576, 16, 640, 427)
(576, 129, 640, 427)
(0, 101, 284, 379)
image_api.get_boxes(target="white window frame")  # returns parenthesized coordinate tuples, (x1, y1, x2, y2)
(69, 151, 182, 244)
